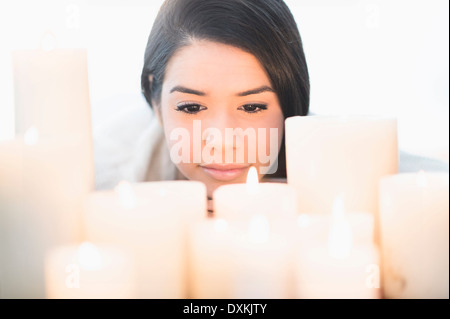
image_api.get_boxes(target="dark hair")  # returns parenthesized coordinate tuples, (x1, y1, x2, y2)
(141, 0, 310, 178)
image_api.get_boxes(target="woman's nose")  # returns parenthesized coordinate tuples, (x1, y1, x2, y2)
(202, 118, 243, 154)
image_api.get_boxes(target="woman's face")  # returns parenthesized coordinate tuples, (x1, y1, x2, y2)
(155, 40, 284, 197)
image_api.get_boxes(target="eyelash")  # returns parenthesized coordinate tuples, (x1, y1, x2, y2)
(175, 103, 268, 114)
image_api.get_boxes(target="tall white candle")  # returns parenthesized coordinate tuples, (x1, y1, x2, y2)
(294, 197, 380, 299)
(0, 128, 93, 298)
(285, 115, 398, 243)
(83, 180, 207, 298)
(12, 48, 92, 139)
(45, 242, 136, 299)
(379, 172, 449, 298)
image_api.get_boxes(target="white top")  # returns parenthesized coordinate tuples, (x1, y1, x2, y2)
(92, 94, 449, 191)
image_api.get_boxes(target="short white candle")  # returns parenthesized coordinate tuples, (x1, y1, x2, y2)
(285, 115, 398, 243)
(379, 172, 449, 298)
(45, 242, 136, 299)
(229, 214, 293, 299)
(83, 180, 207, 298)
(294, 197, 381, 299)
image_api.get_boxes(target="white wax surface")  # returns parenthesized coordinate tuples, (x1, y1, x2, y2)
(45, 243, 136, 299)
(213, 182, 298, 221)
(379, 172, 449, 298)
(84, 181, 207, 298)
(0, 136, 93, 298)
(294, 212, 380, 299)
(188, 219, 234, 299)
(12, 49, 92, 138)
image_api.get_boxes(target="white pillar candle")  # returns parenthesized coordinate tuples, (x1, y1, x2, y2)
(210, 168, 296, 298)
(12, 48, 92, 139)
(0, 129, 93, 298)
(11, 47, 93, 195)
(45, 242, 136, 299)
(188, 219, 233, 299)
(285, 115, 398, 243)
(228, 214, 293, 299)
(213, 167, 298, 222)
(189, 216, 294, 299)
(379, 172, 449, 299)
(294, 197, 381, 299)
(83, 181, 207, 298)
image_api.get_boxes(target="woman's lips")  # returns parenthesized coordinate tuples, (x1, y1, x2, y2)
(200, 164, 249, 182)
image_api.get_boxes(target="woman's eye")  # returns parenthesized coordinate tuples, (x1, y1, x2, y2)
(175, 104, 206, 114)
(238, 104, 268, 113)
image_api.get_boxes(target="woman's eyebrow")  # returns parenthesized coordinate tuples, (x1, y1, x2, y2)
(169, 86, 206, 96)
(169, 85, 274, 97)
(236, 85, 275, 97)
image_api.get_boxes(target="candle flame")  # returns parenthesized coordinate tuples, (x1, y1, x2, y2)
(328, 196, 353, 259)
(114, 181, 137, 210)
(24, 126, 39, 145)
(246, 166, 259, 195)
(77, 242, 102, 271)
(248, 214, 270, 243)
(417, 170, 427, 188)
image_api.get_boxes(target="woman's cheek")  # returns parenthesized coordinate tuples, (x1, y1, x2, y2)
(164, 120, 196, 167)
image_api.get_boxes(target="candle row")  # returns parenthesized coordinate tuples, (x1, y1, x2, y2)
(43, 168, 448, 299)
(43, 178, 378, 299)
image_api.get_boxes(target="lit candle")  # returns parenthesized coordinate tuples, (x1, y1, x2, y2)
(379, 172, 449, 298)
(213, 167, 298, 222)
(83, 180, 207, 298)
(210, 167, 297, 298)
(294, 197, 381, 299)
(45, 242, 136, 298)
(229, 214, 293, 299)
(0, 127, 93, 298)
(285, 115, 398, 243)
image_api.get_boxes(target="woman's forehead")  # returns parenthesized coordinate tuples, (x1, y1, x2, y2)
(162, 40, 272, 94)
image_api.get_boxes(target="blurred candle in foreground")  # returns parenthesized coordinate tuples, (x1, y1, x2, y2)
(229, 214, 292, 299)
(211, 167, 297, 298)
(45, 242, 136, 298)
(83, 181, 207, 298)
(213, 167, 298, 222)
(12, 47, 92, 139)
(379, 172, 449, 298)
(285, 115, 398, 243)
(0, 127, 93, 298)
(189, 219, 233, 298)
(294, 197, 380, 299)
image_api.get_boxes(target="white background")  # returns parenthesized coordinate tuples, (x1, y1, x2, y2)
(0, 0, 448, 161)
